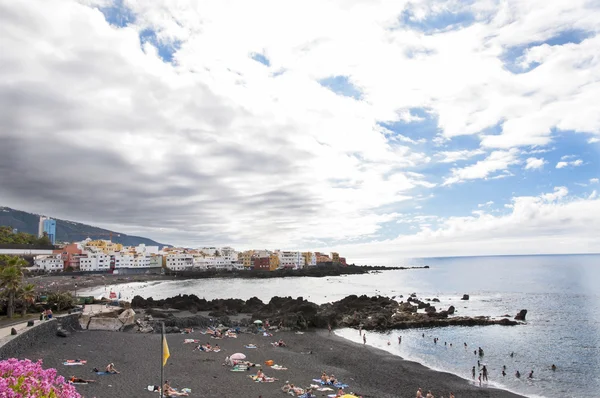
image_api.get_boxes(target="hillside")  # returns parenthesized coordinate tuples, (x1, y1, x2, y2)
(0, 207, 170, 248)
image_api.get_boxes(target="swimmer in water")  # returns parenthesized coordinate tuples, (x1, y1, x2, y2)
(528, 370, 534, 379)
(515, 371, 521, 378)
(551, 364, 557, 371)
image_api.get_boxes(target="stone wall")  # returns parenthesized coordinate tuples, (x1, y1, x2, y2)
(0, 314, 81, 359)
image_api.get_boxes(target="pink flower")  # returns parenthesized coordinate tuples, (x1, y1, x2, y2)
(0, 358, 81, 397)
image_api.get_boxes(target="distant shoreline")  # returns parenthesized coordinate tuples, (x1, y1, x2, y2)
(28, 265, 429, 294)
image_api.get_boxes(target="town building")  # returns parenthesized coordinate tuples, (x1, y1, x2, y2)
(253, 255, 271, 271)
(277, 251, 303, 269)
(79, 253, 111, 272)
(331, 252, 340, 264)
(302, 252, 317, 267)
(166, 253, 194, 271)
(315, 252, 331, 264)
(38, 216, 56, 245)
(31, 254, 64, 272)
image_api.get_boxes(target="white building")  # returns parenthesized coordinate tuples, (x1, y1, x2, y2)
(134, 244, 159, 255)
(278, 251, 303, 269)
(79, 253, 111, 271)
(31, 254, 63, 272)
(306, 252, 317, 267)
(166, 253, 194, 271)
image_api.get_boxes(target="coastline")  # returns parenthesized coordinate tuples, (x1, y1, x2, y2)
(27, 265, 428, 294)
(12, 326, 525, 398)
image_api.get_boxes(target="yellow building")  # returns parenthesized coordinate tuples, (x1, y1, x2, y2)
(241, 250, 255, 268)
(331, 252, 340, 264)
(269, 254, 280, 271)
(86, 239, 123, 254)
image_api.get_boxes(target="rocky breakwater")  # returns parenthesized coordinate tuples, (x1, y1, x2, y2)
(131, 293, 523, 332)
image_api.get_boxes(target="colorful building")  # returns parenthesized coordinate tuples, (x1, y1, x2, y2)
(331, 252, 340, 264)
(253, 256, 271, 271)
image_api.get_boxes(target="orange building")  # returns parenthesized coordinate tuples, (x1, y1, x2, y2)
(53, 243, 83, 270)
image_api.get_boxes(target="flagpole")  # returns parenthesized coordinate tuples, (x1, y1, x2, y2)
(161, 322, 164, 398)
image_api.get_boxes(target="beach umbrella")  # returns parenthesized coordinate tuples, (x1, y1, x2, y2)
(230, 353, 246, 360)
(253, 320, 263, 324)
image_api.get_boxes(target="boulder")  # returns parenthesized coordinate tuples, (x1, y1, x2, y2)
(10, 328, 17, 335)
(56, 328, 70, 338)
(118, 308, 136, 326)
(27, 320, 35, 327)
(424, 306, 436, 314)
(461, 294, 470, 300)
(432, 298, 440, 303)
(514, 309, 527, 321)
(447, 306, 456, 315)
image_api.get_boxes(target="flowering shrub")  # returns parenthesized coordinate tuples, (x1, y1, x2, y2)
(0, 358, 81, 397)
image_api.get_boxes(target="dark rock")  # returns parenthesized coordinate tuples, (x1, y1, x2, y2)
(27, 320, 35, 327)
(56, 328, 70, 338)
(425, 306, 436, 313)
(461, 294, 470, 300)
(10, 328, 17, 335)
(447, 306, 456, 315)
(432, 298, 440, 303)
(514, 309, 527, 321)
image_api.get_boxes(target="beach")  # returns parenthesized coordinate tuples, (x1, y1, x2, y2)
(15, 327, 523, 398)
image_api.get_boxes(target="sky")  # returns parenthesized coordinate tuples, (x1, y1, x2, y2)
(1, 0, 599, 264)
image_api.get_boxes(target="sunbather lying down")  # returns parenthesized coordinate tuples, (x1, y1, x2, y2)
(163, 381, 189, 397)
(250, 369, 278, 382)
(69, 376, 96, 384)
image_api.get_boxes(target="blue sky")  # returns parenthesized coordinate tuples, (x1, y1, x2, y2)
(1, 0, 600, 262)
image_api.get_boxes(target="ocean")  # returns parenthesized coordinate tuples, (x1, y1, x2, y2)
(83, 254, 600, 398)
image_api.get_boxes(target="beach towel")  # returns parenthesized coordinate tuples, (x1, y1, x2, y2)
(183, 339, 199, 344)
(231, 367, 248, 372)
(95, 371, 116, 375)
(63, 360, 87, 365)
(317, 387, 334, 391)
(245, 345, 257, 349)
(248, 375, 276, 383)
(270, 364, 288, 370)
(68, 381, 89, 385)
(212, 348, 221, 352)
(147, 385, 160, 392)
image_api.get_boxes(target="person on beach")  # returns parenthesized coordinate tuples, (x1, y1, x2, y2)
(464, 342, 467, 349)
(363, 334, 367, 345)
(163, 380, 189, 397)
(478, 347, 484, 356)
(70, 376, 96, 384)
(528, 370, 534, 379)
(472, 366, 476, 378)
(398, 336, 402, 344)
(502, 370, 506, 377)
(449, 393, 455, 398)
(426, 391, 434, 398)
(482, 365, 488, 381)
(336, 387, 345, 396)
(105, 363, 120, 374)
(416, 387, 423, 398)
(359, 325, 362, 335)
(478, 373, 482, 386)
(328, 323, 332, 335)
(477, 360, 480, 368)
(47, 309, 53, 319)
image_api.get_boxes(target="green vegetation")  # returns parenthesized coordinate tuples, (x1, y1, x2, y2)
(0, 225, 51, 246)
(0, 255, 29, 318)
(46, 292, 74, 312)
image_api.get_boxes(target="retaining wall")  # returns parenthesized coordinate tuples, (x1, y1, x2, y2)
(0, 314, 81, 359)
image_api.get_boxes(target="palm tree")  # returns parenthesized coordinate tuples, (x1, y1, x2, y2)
(0, 256, 27, 318)
(19, 283, 36, 317)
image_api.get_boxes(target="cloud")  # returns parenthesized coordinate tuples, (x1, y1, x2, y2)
(591, 178, 600, 184)
(478, 201, 494, 208)
(556, 159, 583, 169)
(443, 149, 520, 185)
(0, 0, 599, 256)
(589, 137, 600, 144)
(339, 187, 600, 263)
(434, 149, 486, 163)
(524, 157, 546, 170)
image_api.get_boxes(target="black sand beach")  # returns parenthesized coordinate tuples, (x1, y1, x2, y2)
(14, 328, 523, 398)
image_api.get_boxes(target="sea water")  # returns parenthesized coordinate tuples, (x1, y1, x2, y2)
(84, 254, 600, 398)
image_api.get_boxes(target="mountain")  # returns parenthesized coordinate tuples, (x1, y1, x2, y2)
(0, 207, 170, 248)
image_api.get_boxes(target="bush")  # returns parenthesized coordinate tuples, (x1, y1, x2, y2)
(0, 358, 81, 397)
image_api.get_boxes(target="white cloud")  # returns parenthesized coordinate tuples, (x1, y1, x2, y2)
(556, 159, 583, 169)
(338, 188, 600, 263)
(591, 178, 599, 184)
(478, 201, 494, 208)
(443, 149, 520, 185)
(435, 149, 486, 163)
(589, 137, 600, 144)
(0, 0, 599, 255)
(524, 157, 546, 170)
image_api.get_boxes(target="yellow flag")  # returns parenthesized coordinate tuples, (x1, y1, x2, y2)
(162, 335, 170, 366)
